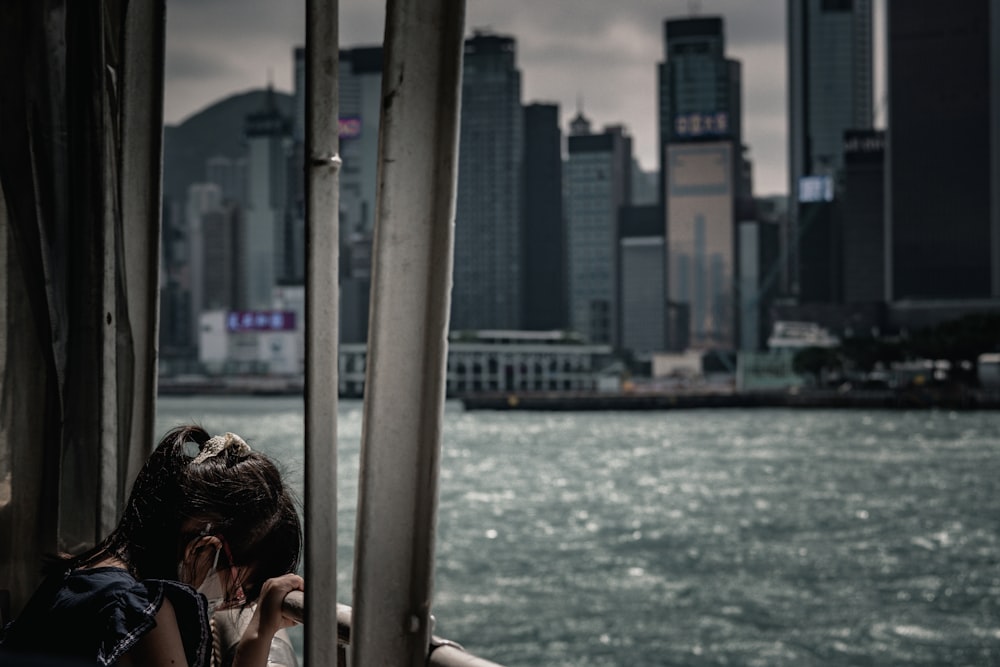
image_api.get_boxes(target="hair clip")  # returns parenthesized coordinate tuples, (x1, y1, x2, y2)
(192, 432, 252, 464)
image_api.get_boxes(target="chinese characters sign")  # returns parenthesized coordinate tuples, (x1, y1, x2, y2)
(227, 311, 297, 332)
(674, 112, 729, 139)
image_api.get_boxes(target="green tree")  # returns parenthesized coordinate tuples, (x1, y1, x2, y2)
(793, 346, 841, 384)
(840, 336, 903, 373)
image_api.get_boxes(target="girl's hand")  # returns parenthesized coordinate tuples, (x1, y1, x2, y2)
(255, 574, 305, 635)
(233, 574, 304, 667)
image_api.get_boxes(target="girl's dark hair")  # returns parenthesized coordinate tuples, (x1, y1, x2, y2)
(57, 425, 301, 601)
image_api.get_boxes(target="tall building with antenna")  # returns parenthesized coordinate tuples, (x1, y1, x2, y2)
(658, 15, 744, 350)
(243, 86, 292, 309)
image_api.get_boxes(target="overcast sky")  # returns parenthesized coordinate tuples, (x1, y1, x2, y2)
(164, 0, 876, 197)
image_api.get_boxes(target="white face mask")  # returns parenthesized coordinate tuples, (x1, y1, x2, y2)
(197, 546, 226, 615)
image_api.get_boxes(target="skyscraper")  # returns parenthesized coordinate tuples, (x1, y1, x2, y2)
(522, 102, 566, 331)
(841, 129, 885, 304)
(452, 31, 523, 331)
(620, 205, 666, 356)
(887, 0, 1000, 301)
(337, 46, 383, 239)
(185, 182, 223, 343)
(335, 46, 382, 343)
(205, 155, 247, 206)
(787, 0, 873, 296)
(243, 89, 292, 309)
(659, 15, 743, 350)
(201, 202, 243, 312)
(293, 45, 383, 237)
(565, 118, 632, 347)
(658, 16, 743, 171)
(293, 45, 383, 341)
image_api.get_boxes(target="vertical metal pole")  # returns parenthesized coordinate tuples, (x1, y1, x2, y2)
(990, 0, 1000, 297)
(304, 0, 340, 664)
(351, 0, 466, 665)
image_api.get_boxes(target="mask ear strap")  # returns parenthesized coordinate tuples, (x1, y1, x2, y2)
(210, 544, 222, 571)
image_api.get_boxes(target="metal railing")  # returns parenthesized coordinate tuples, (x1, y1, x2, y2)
(282, 593, 504, 667)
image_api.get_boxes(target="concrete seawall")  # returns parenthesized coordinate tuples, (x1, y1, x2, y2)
(459, 389, 1000, 411)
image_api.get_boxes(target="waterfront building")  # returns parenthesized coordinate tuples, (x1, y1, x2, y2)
(452, 31, 524, 331)
(565, 120, 633, 347)
(787, 0, 873, 297)
(735, 350, 803, 392)
(243, 89, 292, 310)
(620, 205, 666, 358)
(887, 0, 1000, 303)
(522, 102, 567, 331)
(340, 331, 613, 397)
(766, 320, 839, 350)
(198, 308, 300, 377)
(659, 15, 744, 351)
(198, 285, 305, 377)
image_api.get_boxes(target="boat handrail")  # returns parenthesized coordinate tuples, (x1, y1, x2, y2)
(281, 592, 504, 667)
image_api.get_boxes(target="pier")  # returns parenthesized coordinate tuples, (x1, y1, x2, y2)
(460, 388, 1000, 411)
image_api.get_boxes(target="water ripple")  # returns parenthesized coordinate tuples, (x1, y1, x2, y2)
(158, 400, 1000, 666)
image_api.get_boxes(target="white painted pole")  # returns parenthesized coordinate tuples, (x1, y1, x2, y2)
(304, 0, 340, 664)
(351, 0, 466, 664)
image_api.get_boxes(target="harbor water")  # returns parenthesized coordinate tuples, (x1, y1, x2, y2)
(156, 396, 1000, 666)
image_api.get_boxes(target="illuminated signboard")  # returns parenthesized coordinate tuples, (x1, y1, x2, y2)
(798, 175, 834, 203)
(339, 116, 361, 139)
(227, 311, 297, 332)
(674, 111, 729, 139)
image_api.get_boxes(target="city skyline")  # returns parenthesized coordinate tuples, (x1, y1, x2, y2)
(164, 0, 886, 196)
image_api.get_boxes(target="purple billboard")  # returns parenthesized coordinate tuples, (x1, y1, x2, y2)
(339, 116, 361, 139)
(227, 311, 297, 332)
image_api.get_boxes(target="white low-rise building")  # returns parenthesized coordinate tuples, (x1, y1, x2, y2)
(341, 330, 613, 397)
(767, 320, 839, 350)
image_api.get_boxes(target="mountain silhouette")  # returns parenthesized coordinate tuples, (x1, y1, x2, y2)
(163, 88, 293, 204)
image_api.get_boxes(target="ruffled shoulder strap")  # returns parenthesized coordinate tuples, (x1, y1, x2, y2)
(98, 574, 210, 667)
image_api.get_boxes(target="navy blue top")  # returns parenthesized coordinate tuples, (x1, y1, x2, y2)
(0, 567, 210, 666)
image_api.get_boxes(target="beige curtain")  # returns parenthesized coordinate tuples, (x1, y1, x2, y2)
(0, 0, 164, 614)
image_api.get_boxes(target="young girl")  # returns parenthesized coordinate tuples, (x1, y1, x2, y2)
(0, 425, 304, 667)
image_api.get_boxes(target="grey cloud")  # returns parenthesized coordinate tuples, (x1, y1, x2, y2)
(466, 0, 783, 50)
(165, 47, 241, 81)
(163, 0, 790, 192)
(167, 0, 304, 49)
